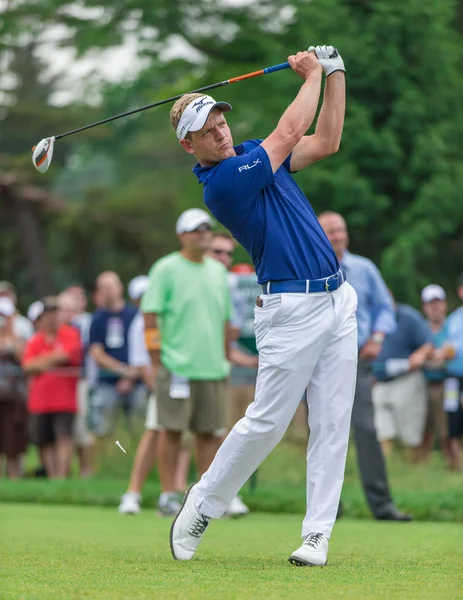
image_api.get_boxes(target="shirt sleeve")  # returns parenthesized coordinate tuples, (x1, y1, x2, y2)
(367, 263, 396, 336)
(140, 261, 170, 315)
(128, 312, 150, 367)
(88, 313, 105, 347)
(207, 144, 274, 214)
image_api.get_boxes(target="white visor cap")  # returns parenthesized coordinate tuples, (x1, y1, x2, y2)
(176, 95, 232, 140)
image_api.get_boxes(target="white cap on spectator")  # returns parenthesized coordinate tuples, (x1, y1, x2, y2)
(128, 275, 150, 300)
(176, 208, 214, 234)
(27, 301, 45, 322)
(0, 296, 15, 317)
(421, 284, 446, 303)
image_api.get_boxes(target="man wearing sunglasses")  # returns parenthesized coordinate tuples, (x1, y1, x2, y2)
(138, 208, 234, 517)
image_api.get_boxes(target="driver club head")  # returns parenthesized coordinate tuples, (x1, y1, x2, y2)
(32, 137, 55, 173)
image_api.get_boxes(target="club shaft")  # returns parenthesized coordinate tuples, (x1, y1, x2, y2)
(54, 62, 290, 141)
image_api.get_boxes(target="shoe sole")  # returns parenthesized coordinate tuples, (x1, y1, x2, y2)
(288, 555, 327, 567)
(169, 482, 197, 561)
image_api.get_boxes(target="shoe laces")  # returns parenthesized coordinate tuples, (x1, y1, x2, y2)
(188, 514, 210, 538)
(304, 532, 324, 549)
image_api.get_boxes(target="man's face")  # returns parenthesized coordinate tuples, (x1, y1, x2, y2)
(208, 236, 235, 270)
(66, 286, 87, 313)
(179, 224, 213, 253)
(42, 309, 59, 331)
(318, 213, 349, 256)
(423, 299, 447, 323)
(97, 274, 123, 306)
(58, 292, 79, 325)
(180, 108, 235, 166)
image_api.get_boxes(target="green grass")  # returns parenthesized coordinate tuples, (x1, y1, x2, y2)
(1, 504, 462, 600)
(2, 441, 463, 521)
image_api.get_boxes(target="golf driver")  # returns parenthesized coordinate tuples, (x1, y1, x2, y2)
(32, 61, 290, 173)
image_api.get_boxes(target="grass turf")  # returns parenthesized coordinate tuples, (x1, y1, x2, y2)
(2, 442, 463, 521)
(1, 504, 462, 600)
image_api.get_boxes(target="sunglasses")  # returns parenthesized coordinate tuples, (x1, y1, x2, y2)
(211, 249, 234, 257)
(191, 223, 212, 232)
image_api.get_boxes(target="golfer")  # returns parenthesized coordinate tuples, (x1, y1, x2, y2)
(166, 46, 357, 566)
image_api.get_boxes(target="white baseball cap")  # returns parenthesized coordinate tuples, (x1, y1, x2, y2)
(128, 275, 150, 300)
(176, 95, 232, 140)
(421, 284, 446, 303)
(176, 208, 214, 234)
(0, 296, 15, 317)
(27, 301, 45, 322)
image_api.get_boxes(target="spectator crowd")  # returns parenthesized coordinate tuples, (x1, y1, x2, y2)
(1, 209, 462, 517)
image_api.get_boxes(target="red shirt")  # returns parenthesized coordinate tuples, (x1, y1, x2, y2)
(23, 325, 83, 414)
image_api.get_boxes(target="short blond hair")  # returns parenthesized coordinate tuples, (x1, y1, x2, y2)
(170, 93, 205, 134)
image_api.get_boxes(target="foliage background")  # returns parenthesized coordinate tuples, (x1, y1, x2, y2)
(1, 0, 463, 308)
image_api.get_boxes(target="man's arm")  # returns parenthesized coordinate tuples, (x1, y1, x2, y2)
(359, 264, 396, 360)
(289, 72, 345, 171)
(88, 343, 138, 379)
(23, 349, 70, 374)
(409, 343, 434, 371)
(261, 51, 322, 173)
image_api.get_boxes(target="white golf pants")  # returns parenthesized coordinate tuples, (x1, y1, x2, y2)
(196, 282, 358, 538)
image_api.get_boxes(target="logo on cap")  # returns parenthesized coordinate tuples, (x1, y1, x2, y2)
(192, 97, 214, 113)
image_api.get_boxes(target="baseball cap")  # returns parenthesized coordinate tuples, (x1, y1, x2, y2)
(27, 301, 45, 323)
(421, 284, 446, 303)
(176, 208, 214, 234)
(128, 275, 150, 300)
(176, 95, 232, 140)
(0, 296, 15, 317)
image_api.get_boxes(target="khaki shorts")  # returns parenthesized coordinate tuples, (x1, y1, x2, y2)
(155, 365, 228, 435)
(424, 381, 448, 441)
(228, 385, 255, 429)
(372, 371, 427, 447)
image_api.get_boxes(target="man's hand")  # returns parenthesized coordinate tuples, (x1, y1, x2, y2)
(288, 50, 322, 80)
(117, 378, 134, 395)
(408, 352, 426, 371)
(359, 339, 383, 360)
(308, 46, 345, 77)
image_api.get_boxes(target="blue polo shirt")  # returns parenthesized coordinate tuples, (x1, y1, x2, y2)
(88, 303, 148, 385)
(193, 139, 339, 284)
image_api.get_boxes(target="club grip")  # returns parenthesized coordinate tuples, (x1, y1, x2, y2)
(263, 62, 290, 75)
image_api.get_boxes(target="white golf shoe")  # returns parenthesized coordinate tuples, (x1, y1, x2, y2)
(288, 532, 329, 566)
(118, 491, 141, 515)
(170, 483, 210, 561)
(225, 495, 250, 518)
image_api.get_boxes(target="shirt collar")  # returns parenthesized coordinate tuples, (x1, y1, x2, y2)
(192, 143, 245, 184)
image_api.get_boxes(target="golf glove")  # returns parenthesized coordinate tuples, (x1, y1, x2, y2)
(308, 45, 345, 77)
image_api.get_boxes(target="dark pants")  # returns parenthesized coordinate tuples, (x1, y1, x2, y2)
(351, 359, 394, 516)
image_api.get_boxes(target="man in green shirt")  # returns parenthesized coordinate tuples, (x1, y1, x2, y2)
(121, 208, 233, 517)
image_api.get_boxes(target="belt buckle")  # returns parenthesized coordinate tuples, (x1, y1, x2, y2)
(325, 274, 336, 293)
